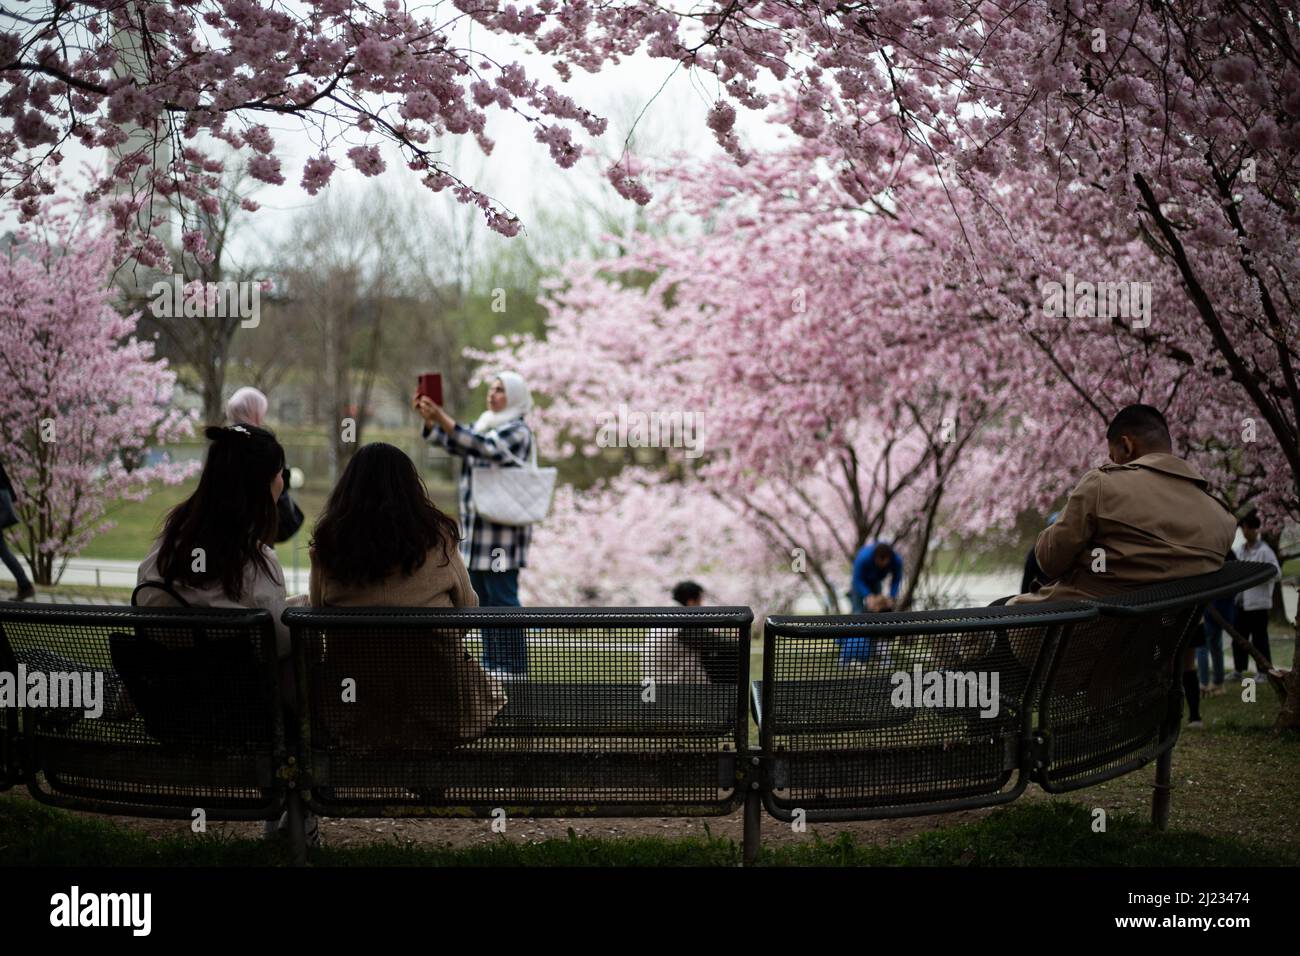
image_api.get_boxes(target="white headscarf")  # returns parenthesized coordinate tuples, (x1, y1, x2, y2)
(473, 372, 532, 432)
(226, 387, 268, 427)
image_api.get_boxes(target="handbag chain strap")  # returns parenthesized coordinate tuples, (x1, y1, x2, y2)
(487, 423, 537, 469)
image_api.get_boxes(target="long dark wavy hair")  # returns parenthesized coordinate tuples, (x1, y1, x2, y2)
(157, 424, 285, 600)
(311, 442, 461, 585)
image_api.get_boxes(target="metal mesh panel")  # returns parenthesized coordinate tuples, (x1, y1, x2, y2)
(0, 602, 284, 818)
(1035, 608, 1198, 793)
(0, 615, 15, 790)
(1034, 562, 1277, 793)
(760, 603, 1097, 820)
(286, 606, 752, 816)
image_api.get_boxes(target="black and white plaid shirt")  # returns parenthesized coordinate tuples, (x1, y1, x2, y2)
(425, 419, 533, 571)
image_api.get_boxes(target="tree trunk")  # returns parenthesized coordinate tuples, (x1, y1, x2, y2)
(202, 359, 226, 426)
(1276, 619, 1300, 734)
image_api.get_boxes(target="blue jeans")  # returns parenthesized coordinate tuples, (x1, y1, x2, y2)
(469, 569, 526, 674)
(838, 589, 874, 663)
(0, 531, 30, 589)
(1198, 611, 1228, 686)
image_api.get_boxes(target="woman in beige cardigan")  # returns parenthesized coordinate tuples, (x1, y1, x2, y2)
(309, 443, 504, 749)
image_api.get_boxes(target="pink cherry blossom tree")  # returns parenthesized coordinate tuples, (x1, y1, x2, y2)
(4, 6, 1297, 503)
(474, 149, 1030, 614)
(0, 206, 196, 584)
(1, 0, 615, 263)
(522, 467, 805, 618)
(481, 135, 1275, 618)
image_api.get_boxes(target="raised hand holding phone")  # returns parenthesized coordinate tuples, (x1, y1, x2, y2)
(413, 373, 454, 432)
(416, 372, 443, 407)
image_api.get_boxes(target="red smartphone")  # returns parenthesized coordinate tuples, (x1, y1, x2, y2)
(416, 372, 443, 407)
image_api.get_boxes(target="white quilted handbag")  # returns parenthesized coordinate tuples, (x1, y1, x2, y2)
(471, 432, 557, 526)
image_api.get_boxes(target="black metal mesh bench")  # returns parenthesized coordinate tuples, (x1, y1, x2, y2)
(0, 561, 1275, 865)
(1033, 561, 1279, 825)
(748, 561, 1278, 861)
(0, 602, 285, 820)
(0, 624, 15, 792)
(756, 602, 1098, 823)
(283, 606, 753, 818)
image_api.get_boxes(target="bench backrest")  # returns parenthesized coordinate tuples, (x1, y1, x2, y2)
(1, 562, 1273, 824)
(283, 605, 753, 817)
(0, 601, 283, 819)
(759, 602, 1098, 821)
(1033, 560, 1278, 793)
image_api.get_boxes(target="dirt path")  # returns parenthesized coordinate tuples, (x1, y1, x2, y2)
(45, 793, 997, 852)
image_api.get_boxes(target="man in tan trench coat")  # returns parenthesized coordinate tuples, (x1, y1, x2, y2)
(1008, 404, 1237, 729)
(1011, 404, 1236, 605)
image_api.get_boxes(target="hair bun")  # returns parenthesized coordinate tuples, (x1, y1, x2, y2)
(206, 423, 277, 448)
(205, 424, 253, 442)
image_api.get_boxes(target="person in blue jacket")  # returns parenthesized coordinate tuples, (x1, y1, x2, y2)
(839, 541, 903, 664)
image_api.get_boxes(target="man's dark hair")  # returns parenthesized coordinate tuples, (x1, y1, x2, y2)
(312, 442, 461, 585)
(1105, 404, 1171, 446)
(873, 542, 895, 563)
(1240, 511, 1262, 530)
(672, 580, 704, 605)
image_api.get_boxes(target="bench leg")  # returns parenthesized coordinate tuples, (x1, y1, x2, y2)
(1151, 749, 1173, 831)
(286, 789, 308, 867)
(742, 786, 761, 867)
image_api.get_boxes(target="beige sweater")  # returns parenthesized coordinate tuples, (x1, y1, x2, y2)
(308, 542, 478, 609)
(306, 542, 503, 749)
(137, 538, 291, 658)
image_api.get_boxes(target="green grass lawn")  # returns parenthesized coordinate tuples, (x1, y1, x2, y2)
(80, 476, 458, 568)
(70, 422, 457, 566)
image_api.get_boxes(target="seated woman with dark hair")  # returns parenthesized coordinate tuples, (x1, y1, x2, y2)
(309, 442, 477, 610)
(308, 443, 503, 750)
(137, 424, 293, 657)
(135, 424, 311, 842)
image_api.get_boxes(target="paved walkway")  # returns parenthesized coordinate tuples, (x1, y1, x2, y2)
(1, 556, 311, 595)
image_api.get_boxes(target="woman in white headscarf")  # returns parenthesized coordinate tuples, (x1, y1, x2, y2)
(226, 386, 304, 542)
(414, 372, 534, 678)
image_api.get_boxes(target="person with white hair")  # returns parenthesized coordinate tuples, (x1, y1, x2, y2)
(414, 372, 534, 679)
(226, 386, 304, 542)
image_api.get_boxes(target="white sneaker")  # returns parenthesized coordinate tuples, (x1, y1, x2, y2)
(263, 810, 321, 848)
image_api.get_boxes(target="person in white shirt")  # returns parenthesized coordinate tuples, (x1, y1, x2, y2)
(643, 581, 716, 685)
(1231, 512, 1280, 679)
